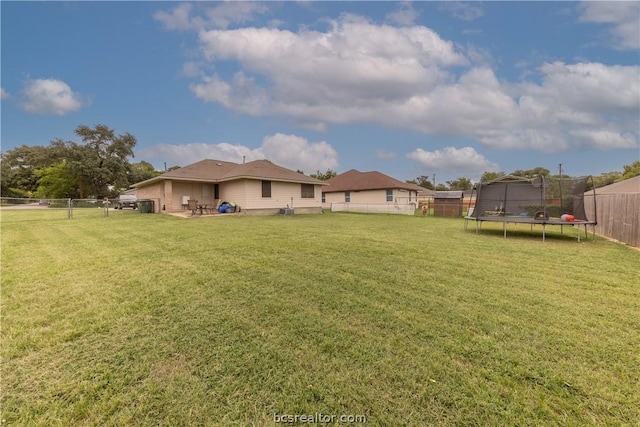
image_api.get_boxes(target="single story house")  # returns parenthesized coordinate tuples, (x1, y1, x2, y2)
(322, 169, 429, 209)
(132, 159, 326, 215)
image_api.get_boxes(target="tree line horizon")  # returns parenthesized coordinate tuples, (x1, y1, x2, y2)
(2, 124, 638, 199)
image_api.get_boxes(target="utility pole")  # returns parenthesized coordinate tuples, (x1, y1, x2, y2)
(558, 163, 563, 213)
(433, 173, 436, 189)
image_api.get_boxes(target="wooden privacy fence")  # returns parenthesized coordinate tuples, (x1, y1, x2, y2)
(585, 193, 640, 248)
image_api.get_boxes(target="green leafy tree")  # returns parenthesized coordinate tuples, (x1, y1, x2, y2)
(511, 167, 550, 178)
(129, 161, 161, 186)
(0, 145, 62, 197)
(479, 171, 505, 183)
(68, 124, 136, 198)
(35, 162, 78, 198)
(435, 183, 449, 191)
(310, 169, 337, 181)
(447, 177, 473, 190)
(407, 175, 434, 190)
(621, 161, 640, 180)
(592, 171, 622, 189)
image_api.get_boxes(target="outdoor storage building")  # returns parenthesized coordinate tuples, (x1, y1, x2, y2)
(433, 191, 464, 217)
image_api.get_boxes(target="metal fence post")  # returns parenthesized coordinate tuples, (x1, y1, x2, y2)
(68, 198, 72, 219)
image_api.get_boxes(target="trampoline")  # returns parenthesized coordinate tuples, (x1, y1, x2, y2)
(464, 175, 597, 241)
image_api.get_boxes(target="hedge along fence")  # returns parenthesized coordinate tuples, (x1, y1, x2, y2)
(585, 193, 640, 248)
(331, 202, 416, 215)
(0, 197, 115, 220)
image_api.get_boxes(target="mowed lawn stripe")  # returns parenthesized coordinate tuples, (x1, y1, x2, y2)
(1, 210, 639, 426)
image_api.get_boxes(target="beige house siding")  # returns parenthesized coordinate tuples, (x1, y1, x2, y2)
(220, 179, 248, 207)
(136, 182, 163, 213)
(243, 180, 322, 210)
(136, 178, 323, 214)
(322, 189, 418, 209)
(173, 181, 217, 208)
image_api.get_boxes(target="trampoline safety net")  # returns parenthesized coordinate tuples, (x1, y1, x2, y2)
(468, 176, 592, 222)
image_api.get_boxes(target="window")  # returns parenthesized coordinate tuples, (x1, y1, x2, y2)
(386, 189, 393, 202)
(301, 184, 314, 198)
(322, 193, 325, 203)
(262, 180, 271, 198)
(345, 191, 350, 202)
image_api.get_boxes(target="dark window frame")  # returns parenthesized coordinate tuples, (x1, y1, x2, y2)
(262, 180, 272, 198)
(301, 184, 314, 199)
(386, 189, 393, 202)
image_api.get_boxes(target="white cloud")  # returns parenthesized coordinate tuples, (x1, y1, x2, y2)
(154, 4, 202, 31)
(159, 7, 639, 154)
(511, 61, 640, 151)
(578, 2, 640, 50)
(137, 133, 338, 173)
(407, 146, 499, 174)
(386, 2, 419, 26)
(154, 2, 268, 31)
(138, 142, 261, 168)
(205, 1, 269, 29)
(1, 88, 10, 99)
(568, 129, 637, 150)
(260, 133, 338, 172)
(189, 72, 268, 116)
(439, 2, 485, 22)
(20, 78, 85, 115)
(191, 15, 467, 127)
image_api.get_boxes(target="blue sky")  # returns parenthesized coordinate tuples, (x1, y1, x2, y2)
(2, 1, 639, 185)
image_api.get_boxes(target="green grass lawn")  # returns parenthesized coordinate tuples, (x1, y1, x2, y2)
(1, 209, 639, 426)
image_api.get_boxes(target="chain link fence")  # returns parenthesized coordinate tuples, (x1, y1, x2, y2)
(0, 197, 126, 220)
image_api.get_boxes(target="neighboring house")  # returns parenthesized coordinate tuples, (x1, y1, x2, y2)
(322, 169, 429, 211)
(132, 159, 326, 215)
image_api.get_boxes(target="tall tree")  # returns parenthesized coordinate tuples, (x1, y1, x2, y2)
(511, 167, 550, 178)
(0, 145, 60, 197)
(68, 124, 136, 198)
(621, 161, 640, 180)
(34, 162, 78, 199)
(128, 161, 161, 186)
(479, 171, 505, 183)
(310, 169, 337, 180)
(446, 177, 473, 190)
(406, 175, 434, 190)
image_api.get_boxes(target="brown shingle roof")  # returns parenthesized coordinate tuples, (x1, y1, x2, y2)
(220, 160, 323, 183)
(323, 169, 426, 193)
(133, 159, 325, 187)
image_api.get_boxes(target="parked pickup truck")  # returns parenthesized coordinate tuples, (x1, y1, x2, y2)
(114, 194, 137, 209)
